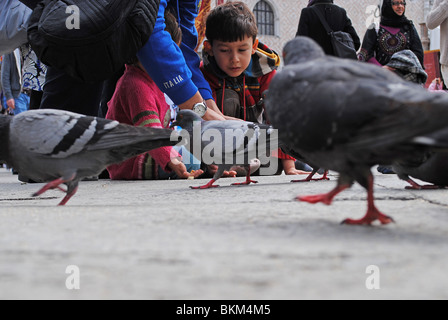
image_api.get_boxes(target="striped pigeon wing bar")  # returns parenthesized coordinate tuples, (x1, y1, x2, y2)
(11, 110, 118, 159)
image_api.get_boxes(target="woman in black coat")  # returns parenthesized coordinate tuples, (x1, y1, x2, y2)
(296, 0, 361, 56)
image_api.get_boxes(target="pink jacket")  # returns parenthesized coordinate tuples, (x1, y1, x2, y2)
(106, 65, 180, 179)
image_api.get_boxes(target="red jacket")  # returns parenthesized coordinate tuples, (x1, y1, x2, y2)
(106, 65, 180, 179)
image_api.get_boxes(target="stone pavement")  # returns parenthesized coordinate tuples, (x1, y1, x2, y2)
(0, 167, 447, 300)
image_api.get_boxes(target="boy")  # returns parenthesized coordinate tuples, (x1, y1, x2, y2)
(200, 1, 308, 175)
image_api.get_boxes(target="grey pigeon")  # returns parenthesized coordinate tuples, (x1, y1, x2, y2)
(0, 109, 181, 205)
(172, 110, 277, 189)
(265, 36, 448, 225)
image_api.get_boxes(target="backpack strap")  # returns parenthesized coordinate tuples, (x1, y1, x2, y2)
(311, 6, 333, 34)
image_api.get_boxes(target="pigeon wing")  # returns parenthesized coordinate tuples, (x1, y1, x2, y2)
(11, 110, 177, 160)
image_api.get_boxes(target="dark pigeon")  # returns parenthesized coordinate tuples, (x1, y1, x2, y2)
(172, 110, 276, 189)
(0, 109, 181, 205)
(265, 36, 448, 225)
(392, 151, 448, 189)
(280, 144, 329, 182)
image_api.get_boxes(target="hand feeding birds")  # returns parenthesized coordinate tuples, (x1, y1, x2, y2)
(0, 109, 181, 205)
(265, 36, 448, 226)
(172, 109, 274, 189)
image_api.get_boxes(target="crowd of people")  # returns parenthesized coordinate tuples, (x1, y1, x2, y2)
(1, 0, 447, 182)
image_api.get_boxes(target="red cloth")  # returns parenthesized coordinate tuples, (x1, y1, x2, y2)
(106, 65, 180, 180)
(272, 149, 295, 161)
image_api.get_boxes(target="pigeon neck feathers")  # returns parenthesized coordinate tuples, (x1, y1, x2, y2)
(283, 37, 325, 65)
(174, 110, 204, 132)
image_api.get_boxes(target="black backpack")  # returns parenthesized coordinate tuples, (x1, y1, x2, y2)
(27, 0, 160, 83)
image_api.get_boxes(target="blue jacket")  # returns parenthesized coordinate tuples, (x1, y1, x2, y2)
(137, 0, 213, 105)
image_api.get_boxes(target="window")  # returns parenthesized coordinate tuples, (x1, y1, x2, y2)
(254, 1, 275, 36)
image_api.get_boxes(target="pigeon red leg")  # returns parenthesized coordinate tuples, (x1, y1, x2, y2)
(190, 179, 220, 189)
(342, 176, 394, 225)
(320, 170, 330, 181)
(405, 178, 443, 190)
(58, 185, 79, 206)
(33, 174, 77, 205)
(291, 170, 317, 183)
(296, 183, 350, 205)
(33, 177, 68, 197)
(232, 168, 258, 186)
(291, 170, 330, 183)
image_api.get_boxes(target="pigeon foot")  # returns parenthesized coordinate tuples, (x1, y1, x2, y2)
(32, 178, 67, 197)
(291, 176, 330, 183)
(296, 184, 349, 205)
(32, 174, 77, 206)
(190, 179, 220, 189)
(297, 194, 334, 205)
(342, 208, 395, 226)
(232, 179, 258, 186)
(342, 177, 395, 225)
(58, 186, 79, 206)
(232, 172, 258, 186)
(291, 170, 330, 183)
(405, 179, 445, 190)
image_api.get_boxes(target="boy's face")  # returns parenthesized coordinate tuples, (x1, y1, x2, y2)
(205, 36, 257, 78)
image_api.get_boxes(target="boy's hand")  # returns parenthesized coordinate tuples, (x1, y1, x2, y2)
(207, 164, 237, 178)
(203, 108, 226, 121)
(169, 159, 204, 179)
(203, 99, 226, 121)
(224, 115, 243, 121)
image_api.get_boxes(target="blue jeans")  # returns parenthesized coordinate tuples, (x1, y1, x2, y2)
(3, 93, 30, 115)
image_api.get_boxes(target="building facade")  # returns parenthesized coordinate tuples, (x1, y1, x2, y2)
(208, 0, 436, 57)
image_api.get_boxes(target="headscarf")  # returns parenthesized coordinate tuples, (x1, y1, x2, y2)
(380, 0, 412, 28)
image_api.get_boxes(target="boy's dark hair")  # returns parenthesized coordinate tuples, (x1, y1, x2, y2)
(205, 1, 258, 44)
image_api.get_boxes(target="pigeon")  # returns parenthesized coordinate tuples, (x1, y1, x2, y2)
(280, 144, 329, 182)
(265, 36, 448, 225)
(0, 109, 181, 205)
(172, 109, 277, 189)
(392, 151, 448, 189)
